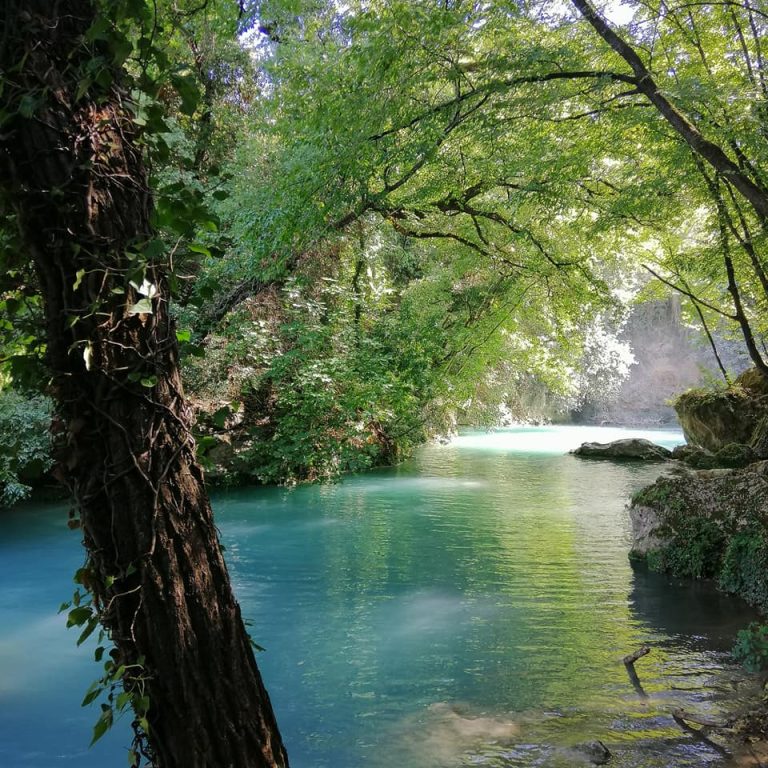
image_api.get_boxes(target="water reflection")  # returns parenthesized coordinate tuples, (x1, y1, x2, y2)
(0, 426, 757, 768)
(629, 564, 758, 653)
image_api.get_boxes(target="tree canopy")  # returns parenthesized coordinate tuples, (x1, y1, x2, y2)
(1, 0, 767, 763)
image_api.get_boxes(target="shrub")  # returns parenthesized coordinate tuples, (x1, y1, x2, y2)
(0, 390, 53, 506)
(648, 517, 725, 579)
(732, 623, 768, 672)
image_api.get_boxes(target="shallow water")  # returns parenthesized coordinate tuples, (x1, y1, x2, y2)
(0, 425, 758, 767)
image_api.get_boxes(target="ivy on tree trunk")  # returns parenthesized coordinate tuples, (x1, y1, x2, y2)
(0, 3, 289, 767)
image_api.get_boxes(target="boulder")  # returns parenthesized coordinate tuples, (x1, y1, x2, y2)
(751, 413, 768, 459)
(674, 368, 768, 452)
(571, 438, 672, 461)
(671, 441, 756, 469)
(628, 461, 768, 607)
(670, 444, 718, 468)
(714, 442, 756, 468)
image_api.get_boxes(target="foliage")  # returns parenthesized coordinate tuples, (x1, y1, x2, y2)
(646, 517, 725, 580)
(185, 240, 447, 484)
(60, 564, 151, 764)
(718, 528, 768, 611)
(0, 391, 53, 507)
(732, 623, 768, 673)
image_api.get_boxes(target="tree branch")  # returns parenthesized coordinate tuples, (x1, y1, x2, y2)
(570, 0, 768, 223)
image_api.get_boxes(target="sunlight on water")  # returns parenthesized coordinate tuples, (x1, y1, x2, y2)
(450, 425, 684, 453)
(0, 426, 755, 768)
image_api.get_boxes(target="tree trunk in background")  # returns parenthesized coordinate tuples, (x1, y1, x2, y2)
(0, 3, 288, 767)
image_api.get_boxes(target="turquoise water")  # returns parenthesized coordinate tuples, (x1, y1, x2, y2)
(0, 426, 757, 767)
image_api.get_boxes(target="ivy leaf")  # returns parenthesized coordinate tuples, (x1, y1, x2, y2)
(77, 616, 100, 646)
(67, 605, 93, 628)
(128, 298, 153, 315)
(90, 708, 113, 746)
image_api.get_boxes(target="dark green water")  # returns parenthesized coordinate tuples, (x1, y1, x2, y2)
(0, 426, 757, 767)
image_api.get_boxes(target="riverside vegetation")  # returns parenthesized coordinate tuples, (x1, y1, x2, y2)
(2, 1, 768, 765)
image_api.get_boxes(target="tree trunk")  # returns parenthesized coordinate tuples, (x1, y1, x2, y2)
(0, 4, 289, 767)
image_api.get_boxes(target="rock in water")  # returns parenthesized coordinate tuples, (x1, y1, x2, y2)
(571, 438, 672, 461)
(673, 368, 768, 452)
(571, 740, 612, 764)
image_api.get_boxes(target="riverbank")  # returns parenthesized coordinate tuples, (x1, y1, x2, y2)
(627, 458, 768, 762)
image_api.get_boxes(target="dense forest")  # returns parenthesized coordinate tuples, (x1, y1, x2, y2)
(1, 1, 768, 766)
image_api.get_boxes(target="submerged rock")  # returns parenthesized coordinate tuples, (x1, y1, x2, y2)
(571, 438, 671, 461)
(571, 740, 612, 765)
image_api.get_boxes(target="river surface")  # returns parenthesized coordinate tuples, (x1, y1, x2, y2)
(0, 425, 758, 767)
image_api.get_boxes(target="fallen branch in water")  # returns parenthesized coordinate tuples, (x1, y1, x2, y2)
(623, 645, 651, 699)
(672, 709, 731, 758)
(623, 646, 651, 666)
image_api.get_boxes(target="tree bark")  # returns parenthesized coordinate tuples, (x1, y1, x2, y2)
(0, 3, 289, 767)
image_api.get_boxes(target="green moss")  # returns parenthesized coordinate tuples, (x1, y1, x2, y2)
(645, 548, 665, 572)
(631, 478, 688, 515)
(674, 383, 751, 411)
(648, 517, 725, 579)
(719, 528, 768, 611)
(714, 442, 756, 468)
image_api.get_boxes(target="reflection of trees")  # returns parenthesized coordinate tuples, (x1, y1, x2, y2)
(628, 563, 757, 654)
(276, 448, 668, 711)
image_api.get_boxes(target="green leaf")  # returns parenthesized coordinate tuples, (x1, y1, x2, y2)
(90, 708, 113, 746)
(196, 435, 218, 457)
(188, 243, 212, 258)
(116, 691, 132, 711)
(212, 406, 231, 429)
(67, 606, 93, 628)
(77, 616, 100, 646)
(128, 298, 153, 315)
(143, 239, 166, 260)
(18, 94, 38, 119)
(81, 683, 103, 707)
(140, 375, 158, 388)
(170, 69, 201, 116)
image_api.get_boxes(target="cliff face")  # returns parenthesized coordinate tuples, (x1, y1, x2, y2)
(577, 298, 752, 426)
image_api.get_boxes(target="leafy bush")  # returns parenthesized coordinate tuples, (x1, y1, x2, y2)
(0, 390, 54, 506)
(732, 623, 768, 672)
(183, 272, 442, 485)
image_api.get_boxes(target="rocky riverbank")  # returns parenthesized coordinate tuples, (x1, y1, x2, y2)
(626, 368, 768, 759)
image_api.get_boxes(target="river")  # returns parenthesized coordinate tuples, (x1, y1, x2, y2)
(0, 425, 757, 767)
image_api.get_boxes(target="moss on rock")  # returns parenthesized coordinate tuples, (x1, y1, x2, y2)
(674, 384, 759, 452)
(629, 462, 768, 609)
